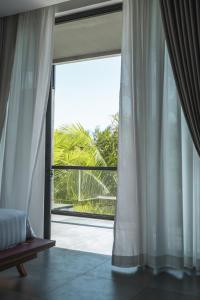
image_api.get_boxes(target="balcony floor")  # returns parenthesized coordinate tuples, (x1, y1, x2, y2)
(51, 214, 114, 255)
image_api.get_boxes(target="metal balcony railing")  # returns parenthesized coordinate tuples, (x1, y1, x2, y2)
(51, 165, 117, 219)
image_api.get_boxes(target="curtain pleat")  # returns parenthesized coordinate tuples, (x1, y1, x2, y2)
(112, 0, 200, 271)
(0, 6, 55, 236)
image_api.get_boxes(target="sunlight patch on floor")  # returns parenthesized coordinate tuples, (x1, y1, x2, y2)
(51, 214, 114, 255)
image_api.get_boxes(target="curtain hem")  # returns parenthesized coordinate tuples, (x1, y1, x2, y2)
(112, 254, 199, 271)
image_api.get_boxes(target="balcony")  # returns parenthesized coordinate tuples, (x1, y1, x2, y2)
(51, 166, 116, 254)
(51, 165, 117, 219)
(51, 214, 114, 255)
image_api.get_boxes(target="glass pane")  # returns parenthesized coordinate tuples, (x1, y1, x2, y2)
(52, 169, 117, 216)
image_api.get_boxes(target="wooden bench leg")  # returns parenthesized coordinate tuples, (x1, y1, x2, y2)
(16, 264, 27, 277)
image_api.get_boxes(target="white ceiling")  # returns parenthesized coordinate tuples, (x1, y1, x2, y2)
(0, 0, 67, 17)
(0, 0, 121, 17)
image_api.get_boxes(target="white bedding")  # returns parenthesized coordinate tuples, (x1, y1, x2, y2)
(0, 209, 34, 251)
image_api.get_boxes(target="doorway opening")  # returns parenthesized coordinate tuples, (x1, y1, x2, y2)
(51, 56, 120, 255)
(45, 5, 122, 254)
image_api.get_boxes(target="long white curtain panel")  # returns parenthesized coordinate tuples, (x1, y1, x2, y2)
(112, 0, 200, 271)
(0, 6, 55, 236)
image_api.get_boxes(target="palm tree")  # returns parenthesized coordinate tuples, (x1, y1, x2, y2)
(54, 123, 106, 167)
(53, 124, 114, 204)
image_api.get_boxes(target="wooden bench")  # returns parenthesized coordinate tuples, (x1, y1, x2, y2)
(0, 238, 55, 277)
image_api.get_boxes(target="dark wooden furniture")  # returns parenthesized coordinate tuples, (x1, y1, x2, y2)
(0, 238, 55, 277)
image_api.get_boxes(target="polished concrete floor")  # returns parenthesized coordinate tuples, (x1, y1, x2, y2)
(1, 216, 200, 299)
(1, 247, 200, 299)
(51, 214, 114, 255)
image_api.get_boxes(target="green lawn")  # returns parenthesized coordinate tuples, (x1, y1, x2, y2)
(54, 198, 115, 216)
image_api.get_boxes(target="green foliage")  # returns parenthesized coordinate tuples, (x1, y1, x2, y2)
(74, 199, 115, 216)
(54, 123, 106, 166)
(93, 114, 118, 166)
(53, 115, 118, 215)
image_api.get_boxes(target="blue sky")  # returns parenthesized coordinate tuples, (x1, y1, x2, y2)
(54, 56, 121, 132)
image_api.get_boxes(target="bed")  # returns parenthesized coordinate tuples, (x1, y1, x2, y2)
(0, 209, 55, 277)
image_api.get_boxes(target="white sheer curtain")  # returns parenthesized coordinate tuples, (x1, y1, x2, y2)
(112, 0, 200, 271)
(0, 6, 55, 236)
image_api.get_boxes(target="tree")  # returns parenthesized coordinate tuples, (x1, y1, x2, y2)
(93, 113, 118, 166)
(53, 117, 118, 214)
(53, 124, 109, 203)
(54, 123, 106, 167)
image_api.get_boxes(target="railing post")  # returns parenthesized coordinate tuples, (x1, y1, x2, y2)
(78, 169, 81, 201)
